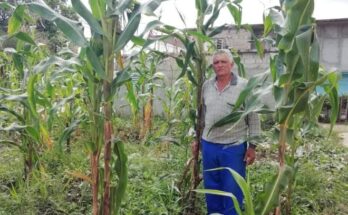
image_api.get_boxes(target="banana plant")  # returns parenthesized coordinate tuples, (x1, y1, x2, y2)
(210, 0, 339, 214)
(12, 0, 166, 214)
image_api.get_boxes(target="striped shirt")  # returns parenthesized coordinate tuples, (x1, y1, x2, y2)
(201, 72, 261, 145)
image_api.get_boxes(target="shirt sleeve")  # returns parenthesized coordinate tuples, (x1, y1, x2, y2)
(248, 112, 261, 145)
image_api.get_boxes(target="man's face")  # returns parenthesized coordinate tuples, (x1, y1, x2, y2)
(212, 54, 233, 78)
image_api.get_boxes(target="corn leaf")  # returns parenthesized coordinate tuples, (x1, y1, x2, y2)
(86, 47, 106, 80)
(227, 3, 242, 27)
(8, 5, 25, 34)
(0, 105, 25, 123)
(11, 32, 36, 45)
(27, 2, 87, 47)
(71, 0, 104, 35)
(111, 139, 128, 214)
(58, 120, 80, 150)
(114, 13, 141, 52)
(194, 189, 242, 215)
(255, 165, 293, 215)
(207, 167, 255, 215)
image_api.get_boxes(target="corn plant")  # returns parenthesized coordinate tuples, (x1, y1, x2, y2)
(12, 0, 165, 214)
(0, 27, 83, 181)
(128, 50, 166, 139)
(156, 0, 243, 212)
(210, 0, 339, 214)
(0, 18, 54, 179)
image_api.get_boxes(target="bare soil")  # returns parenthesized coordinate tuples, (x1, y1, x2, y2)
(320, 123, 348, 147)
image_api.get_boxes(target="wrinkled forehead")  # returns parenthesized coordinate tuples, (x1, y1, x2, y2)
(212, 53, 233, 63)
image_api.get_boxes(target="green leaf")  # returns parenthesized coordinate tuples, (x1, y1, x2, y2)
(187, 69, 198, 86)
(277, 105, 292, 123)
(210, 111, 243, 131)
(209, 72, 272, 132)
(111, 70, 131, 99)
(207, 167, 255, 215)
(234, 73, 269, 109)
(88, 0, 104, 19)
(284, 49, 300, 77)
(204, 0, 224, 30)
(244, 24, 264, 58)
(295, 27, 312, 74)
(86, 47, 106, 80)
(71, 0, 104, 35)
(115, 13, 141, 52)
(27, 75, 38, 118)
(131, 36, 146, 46)
(140, 20, 164, 37)
(255, 165, 293, 215)
(232, 50, 246, 78)
(12, 32, 36, 45)
(111, 139, 128, 214)
(179, 41, 195, 79)
(8, 5, 25, 34)
(13, 53, 24, 74)
(263, 13, 273, 37)
(25, 126, 40, 142)
(200, 0, 208, 13)
(194, 189, 243, 215)
(308, 34, 320, 81)
(227, 3, 242, 27)
(267, 7, 284, 33)
(58, 120, 80, 149)
(0, 105, 25, 123)
(208, 24, 226, 37)
(307, 94, 326, 122)
(125, 82, 139, 114)
(27, 2, 87, 47)
(325, 76, 339, 135)
(278, 0, 314, 51)
(33, 56, 81, 74)
(187, 31, 214, 46)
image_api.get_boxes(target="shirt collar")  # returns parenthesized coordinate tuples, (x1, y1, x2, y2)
(214, 72, 238, 86)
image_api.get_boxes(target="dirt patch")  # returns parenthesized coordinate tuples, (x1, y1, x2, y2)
(320, 123, 348, 147)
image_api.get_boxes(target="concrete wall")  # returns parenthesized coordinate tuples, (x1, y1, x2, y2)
(318, 20, 348, 72)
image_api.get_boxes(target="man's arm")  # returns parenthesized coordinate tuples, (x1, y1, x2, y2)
(247, 112, 261, 146)
(244, 112, 261, 165)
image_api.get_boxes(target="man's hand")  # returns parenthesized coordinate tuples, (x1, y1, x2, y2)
(191, 140, 199, 156)
(244, 147, 256, 165)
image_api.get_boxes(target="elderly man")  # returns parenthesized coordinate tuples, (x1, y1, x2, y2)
(196, 49, 261, 215)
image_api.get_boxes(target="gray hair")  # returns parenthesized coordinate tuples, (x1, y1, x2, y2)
(213, 49, 234, 63)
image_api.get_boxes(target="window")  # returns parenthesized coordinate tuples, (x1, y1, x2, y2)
(215, 38, 228, 49)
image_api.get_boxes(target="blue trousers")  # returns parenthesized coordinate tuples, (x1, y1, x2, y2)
(201, 139, 247, 215)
